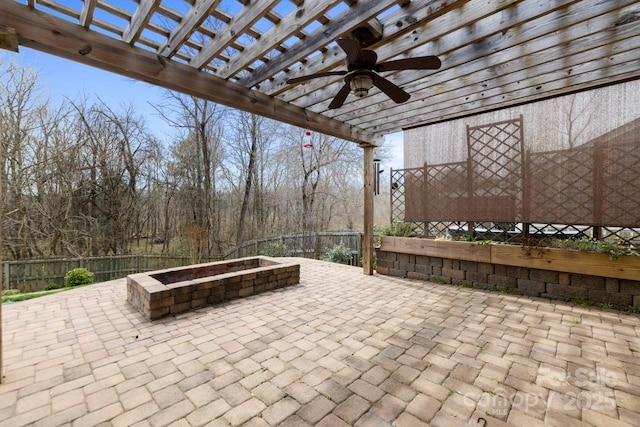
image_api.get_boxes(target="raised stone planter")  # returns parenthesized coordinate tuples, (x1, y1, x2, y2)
(127, 256, 300, 320)
(376, 236, 640, 308)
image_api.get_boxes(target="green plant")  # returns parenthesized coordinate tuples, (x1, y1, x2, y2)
(2, 287, 78, 303)
(459, 235, 492, 245)
(361, 251, 377, 270)
(323, 243, 354, 265)
(574, 298, 594, 307)
(551, 237, 638, 260)
(259, 242, 290, 257)
(627, 305, 639, 314)
(600, 302, 614, 309)
(64, 268, 94, 287)
(495, 286, 521, 295)
(2, 288, 20, 296)
(377, 221, 415, 237)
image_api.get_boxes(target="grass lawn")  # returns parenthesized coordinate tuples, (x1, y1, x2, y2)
(2, 286, 88, 303)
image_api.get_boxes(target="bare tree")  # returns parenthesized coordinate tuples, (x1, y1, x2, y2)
(555, 93, 597, 149)
(0, 58, 374, 262)
(233, 112, 259, 248)
(152, 92, 227, 257)
(224, 111, 282, 247)
(0, 59, 46, 258)
(273, 127, 362, 253)
(69, 98, 156, 255)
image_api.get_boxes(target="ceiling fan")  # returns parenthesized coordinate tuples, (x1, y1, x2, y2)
(286, 31, 441, 109)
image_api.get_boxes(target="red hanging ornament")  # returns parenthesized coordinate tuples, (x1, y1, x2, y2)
(303, 129, 313, 148)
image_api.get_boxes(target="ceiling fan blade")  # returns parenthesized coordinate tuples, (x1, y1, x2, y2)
(336, 38, 364, 67)
(373, 75, 411, 103)
(286, 71, 347, 85)
(375, 56, 441, 72)
(328, 83, 351, 109)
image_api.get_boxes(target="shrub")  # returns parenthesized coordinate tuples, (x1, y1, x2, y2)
(44, 283, 66, 291)
(64, 268, 94, 287)
(323, 243, 354, 265)
(377, 221, 415, 237)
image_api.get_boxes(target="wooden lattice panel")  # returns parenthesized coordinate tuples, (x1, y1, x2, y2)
(525, 146, 594, 224)
(395, 114, 640, 233)
(400, 168, 427, 222)
(390, 169, 406, 224)
(423, 161, 468, 221)
(390, 168, 425, 235)
(466, 117, 524, 222)
(601, 141, 640, 226)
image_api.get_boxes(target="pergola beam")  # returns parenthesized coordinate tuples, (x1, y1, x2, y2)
(0, 25, 19, 52)
(0, 1, 381, 146)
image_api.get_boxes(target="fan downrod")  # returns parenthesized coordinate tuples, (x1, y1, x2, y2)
(351, 27, 378, 47)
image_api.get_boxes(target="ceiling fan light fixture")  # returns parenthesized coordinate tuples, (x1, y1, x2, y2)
(349, 73, 374, 97)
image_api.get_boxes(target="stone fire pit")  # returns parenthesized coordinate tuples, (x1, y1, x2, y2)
(127, 256, 300, 320)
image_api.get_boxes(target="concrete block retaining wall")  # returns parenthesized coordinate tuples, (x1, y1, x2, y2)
(376, 249, 640, 309)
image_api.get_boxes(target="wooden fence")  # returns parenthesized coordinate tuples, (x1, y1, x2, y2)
(2, 232, 365, 293)
(223, 231, 363, 264)
(2, 254, 213, 293)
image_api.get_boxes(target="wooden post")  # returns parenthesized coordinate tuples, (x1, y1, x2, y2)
(363, 145, 374, 275)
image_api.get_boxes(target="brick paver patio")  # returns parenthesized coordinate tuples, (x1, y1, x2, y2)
(1, 258, 639, 426)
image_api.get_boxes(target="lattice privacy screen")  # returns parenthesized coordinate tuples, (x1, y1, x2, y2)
(404, 116, 640, 227)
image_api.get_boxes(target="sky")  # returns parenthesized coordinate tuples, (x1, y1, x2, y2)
(6, 45, 405, 171)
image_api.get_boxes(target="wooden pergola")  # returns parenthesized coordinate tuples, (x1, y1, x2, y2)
(1, 0, 639, 379)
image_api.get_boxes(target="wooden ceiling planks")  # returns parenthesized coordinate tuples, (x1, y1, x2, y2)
(0, 0, 638, 141)
(357, 0, 640, 131)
